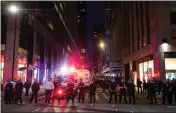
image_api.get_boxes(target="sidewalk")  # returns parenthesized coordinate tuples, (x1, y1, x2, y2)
(1, 86, 45, 98)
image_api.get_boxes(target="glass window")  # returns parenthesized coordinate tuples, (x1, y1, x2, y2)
(0, 54, 4, 83)
(144, 62, 148, 81)
(139, 63, 144, 81)
(139, 60, 154, 82)
(148, 60, 154, 78)
(17, 57, 27, 83)
(166, 73, 176, 80)
(165, 58, 176, 70)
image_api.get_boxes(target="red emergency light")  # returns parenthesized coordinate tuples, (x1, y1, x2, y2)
(58, 90, 63, 94)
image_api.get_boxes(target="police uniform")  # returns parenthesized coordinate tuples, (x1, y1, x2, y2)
(52, 80, 61, 103)
(127, 80, 135, 104)
(148, 80, 157, 104)
(30, 81, 40, 103)
(4, 81, 13, 104)
(14, 81, 23, 104)
(44, 79, 54, 104)
(66, 82, 75, 103)
(78, 81, 85, 103)
(24, 81, 31, 96)
(89, 81, 96, 103)
(109, 81, 117, 103)
(172, 79, 176, 102)
(119, 81, 127, 104)
(162, 80, 172, 104)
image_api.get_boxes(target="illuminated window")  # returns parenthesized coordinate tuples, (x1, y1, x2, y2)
(165, 58, 176, 70)
(0, 54, 4, 83)
(17, 57, 27, 83)
(139, 60, 154, 81)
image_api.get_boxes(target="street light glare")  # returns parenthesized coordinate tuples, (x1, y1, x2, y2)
(8, 5, 19, 13)
(100, 42, 105, 49)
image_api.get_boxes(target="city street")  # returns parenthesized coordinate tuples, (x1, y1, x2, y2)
(2, 88, 176, 113)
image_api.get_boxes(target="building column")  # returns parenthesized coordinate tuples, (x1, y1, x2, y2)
(3, 13, 21, 84)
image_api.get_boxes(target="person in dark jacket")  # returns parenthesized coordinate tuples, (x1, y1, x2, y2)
(143, 80, 147, 94)
(158, 80, 162, 95)
(137, 79, 142, 94)
(78, 79, 85, 103)
(14, 79, 23, 104)
(30, 79, 40, 104)
(52, 78, 61, 103)
(127, 79, 136, 104)
(119, 79, 127, 104)
(162, 79, 172, 105)
(172, 78, 176, 103)
(66, 79, 75, 104)
(109, 78, 117, 103)
(89, 80, 96, 103)
(148, 79, 157, 104)
(24, 80, 31, 96)
(146, 79, 150, 100)
(4, 80, 13, 104)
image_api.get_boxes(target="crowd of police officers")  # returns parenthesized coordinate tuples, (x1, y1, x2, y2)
(2, 77, 97, 105)
(2, 76, 176, 105)
(100, 76, 176, 105)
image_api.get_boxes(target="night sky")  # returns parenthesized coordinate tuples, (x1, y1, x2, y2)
(86, 1, 105, 64)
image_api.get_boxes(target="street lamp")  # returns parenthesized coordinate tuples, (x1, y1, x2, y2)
(99, 41, 105, 50)
(8, 4, 19, 14)
(7, 4, 19, 79)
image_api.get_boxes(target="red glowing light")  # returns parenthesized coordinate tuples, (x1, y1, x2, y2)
(58, 90, 62, 94)
(1, 55, 4, 62)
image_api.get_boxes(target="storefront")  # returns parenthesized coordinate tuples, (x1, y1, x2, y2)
(138, 55, 154, 82)
(165, 58, 176, 80)
(1, 54, 4, 83)
(33, 59, 40, 82)
(17, 56, 27, 83)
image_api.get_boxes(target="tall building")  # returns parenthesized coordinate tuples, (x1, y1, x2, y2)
(1, 1, 78, 84)
(92, 24, 105, 73)
(78, 1, 87, 69)
(110, 1, 176, 83)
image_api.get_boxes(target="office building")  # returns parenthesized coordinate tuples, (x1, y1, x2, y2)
(1, 1, 78, 84)
(110, 1, 176, 82)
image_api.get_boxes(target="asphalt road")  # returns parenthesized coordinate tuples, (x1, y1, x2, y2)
(2, 89, 176, 113)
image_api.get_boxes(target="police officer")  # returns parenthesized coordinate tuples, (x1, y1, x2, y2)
(103, 77, 109, 93)
(78, 79, 85, 103)
(162, 79, 172, 105)
(146, 79, 150, 100)
(52, 78, 61, 103)
(30, 79, 40, 104)
(89, 80, 96, 103)
(143, 80, 147, 94)
(119, 79, 127, 104)
(172, 78, 176, 103)
(44, 78, 54, 104)
(127, 79, 135, 104)
(24, 80, 31, 96)
(66, 79, 75, 104)
(148, 79, 157, 104)
(4, 80, 13, 104)
(137, 79, 142, 94)
(14, 78, 23, 104)
(109, 77, 117, 103)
